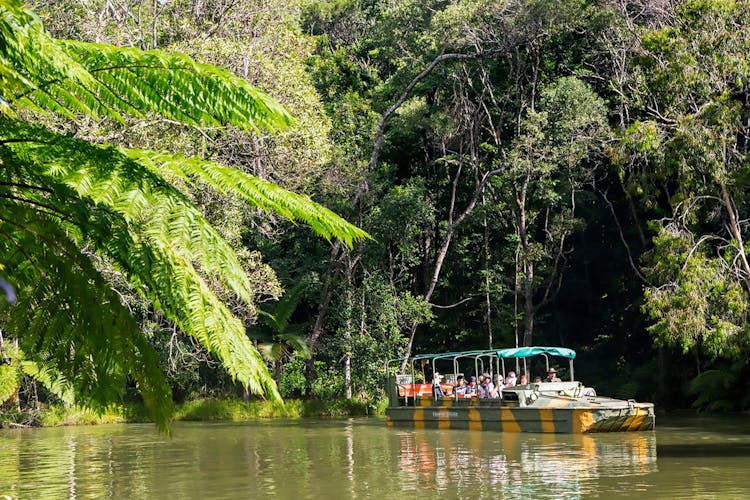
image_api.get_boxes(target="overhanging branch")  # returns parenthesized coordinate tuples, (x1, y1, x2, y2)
(369, 48, 509, 172)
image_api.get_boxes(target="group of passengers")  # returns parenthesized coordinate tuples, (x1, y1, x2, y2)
(451, 371, 527, 399)
(436, 367, 561, 399)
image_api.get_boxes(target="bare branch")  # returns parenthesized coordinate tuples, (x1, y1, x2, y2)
(598, 187, 649, 283)
(369, 48, 509, 172)
(429, 296, 474, 309)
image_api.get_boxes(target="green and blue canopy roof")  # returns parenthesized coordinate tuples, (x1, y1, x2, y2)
(496, 346, 576, 360)
(407, 346, 576, 362)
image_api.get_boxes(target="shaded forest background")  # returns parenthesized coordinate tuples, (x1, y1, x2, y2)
(14, 0, 750, 413)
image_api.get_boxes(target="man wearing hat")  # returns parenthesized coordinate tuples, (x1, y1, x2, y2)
(544, 367, 561, 383)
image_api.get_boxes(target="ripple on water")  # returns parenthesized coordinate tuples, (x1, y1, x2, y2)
(2, 416, 750, 499)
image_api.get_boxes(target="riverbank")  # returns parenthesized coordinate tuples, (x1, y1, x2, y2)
(0, 397, 388, 428)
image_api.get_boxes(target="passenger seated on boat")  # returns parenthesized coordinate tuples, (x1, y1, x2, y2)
(466, 376, 477, 396)
(490, 375, 503, 398)
(504, 371, 517, 387)
(478, 374, 492, 399)
(519, 374, 529, 385)
(533, 376, 542, 383)
(454, 375, 466, 396)
(475, 375, 484, 398)
(433, 372, 446, 398)
(544, 367, 561, 383)
(485, 373, 495, 398)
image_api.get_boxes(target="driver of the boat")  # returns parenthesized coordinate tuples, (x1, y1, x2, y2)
(545, 367, 561, 383)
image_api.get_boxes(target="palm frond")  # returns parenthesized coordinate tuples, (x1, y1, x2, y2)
(264, 279, 309, 332)
(258, 342, 286, 363)
(276, 333, 312, 359)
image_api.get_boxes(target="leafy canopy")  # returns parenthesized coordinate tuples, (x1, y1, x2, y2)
(0, 0, 368, 430)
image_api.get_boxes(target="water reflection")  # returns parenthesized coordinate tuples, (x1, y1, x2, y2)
(396, 429, 657, 497)
(2, 416, 750, 499)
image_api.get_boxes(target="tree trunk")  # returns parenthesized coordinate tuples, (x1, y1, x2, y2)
(719, 180, 750, 292)
(305, 282, 334, 397)
(483, 198, 493, 350)
(343, 350, 352, 400)
(400, 162, 502, 371)
(522, 261, 535, 347)
(343, 291, 353, 400)
(0, 328, 8, 363)
(305, 243, 342, 397)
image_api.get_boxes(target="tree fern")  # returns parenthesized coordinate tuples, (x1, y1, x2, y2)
(0, 0, 368, 429)
(20, 360, 74, 405)
(252, 278, 312, 361)
(128, 149, 370, 247)
(0, 364, 20, 405)
(0, 199, 174, 426)
(0, 342, 74, 406)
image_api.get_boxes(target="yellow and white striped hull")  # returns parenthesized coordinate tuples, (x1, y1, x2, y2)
(386, 397, 655, 433)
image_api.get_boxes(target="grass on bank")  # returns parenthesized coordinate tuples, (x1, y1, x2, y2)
(0, 398, 389, 428)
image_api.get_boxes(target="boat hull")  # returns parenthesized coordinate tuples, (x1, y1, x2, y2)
(386, 399, 655, 433)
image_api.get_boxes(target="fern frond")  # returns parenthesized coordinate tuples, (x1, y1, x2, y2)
(0, 364, 21, 404)
(20, 360, 74, 405)
(0, 0, 100, 116)
(1, 126, 279, 401)
(2, 120, 259, 307)
(59, 40, 293, 132)
(123, 244, 280, 399)
(0, 197, 174, 430)
(0, 1, 291, 132)
(128, 149, 371, 247)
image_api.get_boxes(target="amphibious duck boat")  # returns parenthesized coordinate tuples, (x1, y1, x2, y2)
(385, 347, 654, 433)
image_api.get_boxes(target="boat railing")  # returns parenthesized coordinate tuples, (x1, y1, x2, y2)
(386, 346, 580, 407)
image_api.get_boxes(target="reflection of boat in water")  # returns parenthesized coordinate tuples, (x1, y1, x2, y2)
(386, 347, 655, 433)
(395, 428, 658, 496)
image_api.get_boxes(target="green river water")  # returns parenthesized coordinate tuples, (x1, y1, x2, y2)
(1, 414, 749, 499)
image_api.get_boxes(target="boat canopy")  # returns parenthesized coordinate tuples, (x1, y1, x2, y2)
(386, 346, 578, 406)
(495, 346, 576, 360)
(410, 349, 493, 361)
(391, 346, 576, 364)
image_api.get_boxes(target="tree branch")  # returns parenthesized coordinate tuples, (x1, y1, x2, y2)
(429, 296, 474, 309)
(369, 48, 508, 172)
(598, 187, 648, 283)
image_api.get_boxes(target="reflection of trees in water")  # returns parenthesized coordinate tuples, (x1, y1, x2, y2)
(397, 430, 657, 496)
(0, 428, 125, 498)
(2, 421, 659, 498)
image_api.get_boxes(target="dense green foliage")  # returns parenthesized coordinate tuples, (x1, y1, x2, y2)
(0, 397, 379, 428)
(0, 0, 366, 429)
(4, 0, 750, 419)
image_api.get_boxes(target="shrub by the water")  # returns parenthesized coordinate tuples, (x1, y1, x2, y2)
(0, 397, 387, 428)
